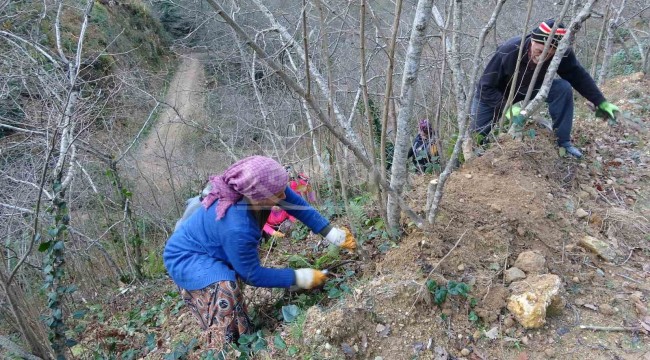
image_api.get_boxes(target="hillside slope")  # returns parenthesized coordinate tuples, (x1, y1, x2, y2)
(298, 72, 650, 360)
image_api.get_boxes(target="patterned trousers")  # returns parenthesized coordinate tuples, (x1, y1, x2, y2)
(180, 280, 253, 350)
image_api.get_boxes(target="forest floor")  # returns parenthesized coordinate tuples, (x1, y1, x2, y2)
(71, 73, 649, 360)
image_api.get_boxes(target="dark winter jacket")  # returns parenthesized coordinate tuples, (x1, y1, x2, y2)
(475, 35, 606, 112)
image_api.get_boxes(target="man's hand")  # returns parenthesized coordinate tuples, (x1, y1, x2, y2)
(272, 231, 285, 238)
(597, 101, 620, 121)
(294, 268, 328, 289)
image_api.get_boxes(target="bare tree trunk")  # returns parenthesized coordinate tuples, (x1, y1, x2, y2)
(379, 0, 403, 180)
(597, 0, 627, 86)
(360, 0, 387, 225)
(386, 0, 434, 233)
(590, 0, 612, 78)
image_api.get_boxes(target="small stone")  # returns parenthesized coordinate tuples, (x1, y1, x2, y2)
(324, 343, 332, 350)
(579, 236, 616, 261)
(544, 348, 556, 358)
(517, 227, 525, 236)
(547, 193, 554, 200)
(374, 357, 383, 360)
(504, 317, 516, 328)
(490, 204, 502, 212)
(574, 298, 585, 306)
(461, 348, 471, 356)
(556, 327, 570, 336)
(572, 276, 580, 283)
(514, 251, 546, 274)
(521, 336, 530, 345)
(575, 208, 589, 218)
(596, 268, 605, 277)
(442, 308, 453, 316)
(505, 267, 527, 284)
(458, 264, 465, 271)
(465, 174, 472, 179)
(577, 191, 590, 200)
(375, 324, 386, 333)
(599, 304, 615, 316)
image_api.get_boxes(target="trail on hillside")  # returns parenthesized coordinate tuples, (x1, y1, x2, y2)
(129, 54, 206, 218)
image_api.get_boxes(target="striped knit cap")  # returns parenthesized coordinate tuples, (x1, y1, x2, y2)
(531, 19, 566, 48)
(202, 156, 289, 219)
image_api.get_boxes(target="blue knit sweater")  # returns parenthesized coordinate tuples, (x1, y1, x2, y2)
(163, 187, 330, 291)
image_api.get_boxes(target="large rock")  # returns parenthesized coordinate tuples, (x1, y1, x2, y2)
(507, 274, 565, 329)
(578, 236, 616, 261)
(513, 251, 546, 274)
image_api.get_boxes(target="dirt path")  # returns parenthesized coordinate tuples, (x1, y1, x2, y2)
(130, 54, 206, 217)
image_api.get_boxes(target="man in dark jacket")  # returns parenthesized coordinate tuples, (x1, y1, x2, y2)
(471, 19, 619, 158)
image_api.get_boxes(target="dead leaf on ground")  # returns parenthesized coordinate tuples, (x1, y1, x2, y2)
(434, 346, 449, 360)
(516, 352, 529, 360)
(583, 303, 598, 311)
(484, 326, 499, 340)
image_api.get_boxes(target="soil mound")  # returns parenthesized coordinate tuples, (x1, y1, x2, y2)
(302, 73, 650, 359)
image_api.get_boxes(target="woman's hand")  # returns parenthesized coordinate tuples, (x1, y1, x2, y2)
(325, 227, 357, 251)
(272, 231, 286, 238)
(294, 268, 328, 289)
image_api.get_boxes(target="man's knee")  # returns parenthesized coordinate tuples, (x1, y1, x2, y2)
(551, 79, 572, 95)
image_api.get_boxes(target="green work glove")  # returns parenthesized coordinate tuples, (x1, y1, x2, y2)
(504, 105, 521, 120)
(596, 101, 619, 121)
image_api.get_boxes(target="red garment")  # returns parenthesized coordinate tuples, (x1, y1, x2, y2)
(289, 173, 317, 203)
(262, 208, 296, 236)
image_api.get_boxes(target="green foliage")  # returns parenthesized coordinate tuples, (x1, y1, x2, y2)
(155, 1, 194, 40)
(281, 305, 300, 323)
(608, 47, 642, 77)
(323, 270, 354, 299)
(144, 248, 166, 277)
(290, 222, 310, 242)
(231, 330, 267, 359)
(164, 338, 198, 360)
(425, 279, 471, 306)
(286, 245, 340, 270)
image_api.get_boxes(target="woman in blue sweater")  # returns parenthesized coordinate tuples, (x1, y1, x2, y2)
(163, 156, 355, 350)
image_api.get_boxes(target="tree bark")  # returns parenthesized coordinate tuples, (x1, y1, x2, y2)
(597, 0, 627, 86)
(386, 0, 434, 233)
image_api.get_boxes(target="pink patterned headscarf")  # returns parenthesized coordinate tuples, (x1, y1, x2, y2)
(202, 156, 289, 220)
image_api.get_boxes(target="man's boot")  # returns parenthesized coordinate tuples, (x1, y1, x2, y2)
(559, 142, 583, 158)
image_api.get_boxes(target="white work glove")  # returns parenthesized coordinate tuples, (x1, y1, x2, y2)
(325, 227, 357, 251)
(294, 268, 328, 289)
